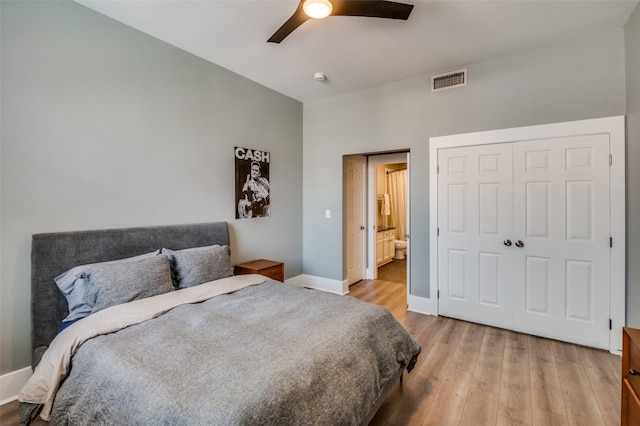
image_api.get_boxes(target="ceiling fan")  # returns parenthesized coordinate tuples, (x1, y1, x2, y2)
(268, 0, 414, 43)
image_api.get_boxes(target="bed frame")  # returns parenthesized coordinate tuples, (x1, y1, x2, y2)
(30, 221, 230, 362)
(29, 221, 401, 424)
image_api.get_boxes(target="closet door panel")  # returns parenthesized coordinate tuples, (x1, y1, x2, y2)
(437, 143, 513, 326)
(512, 134, 610, 349)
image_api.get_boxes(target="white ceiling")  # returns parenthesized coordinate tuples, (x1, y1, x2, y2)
(76, 0, 638, 103)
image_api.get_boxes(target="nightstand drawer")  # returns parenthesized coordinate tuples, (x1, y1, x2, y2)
(629, 337, 640, 395)
(624, 328, 640, 396)
(623, 379, 640, 426)
(234, 259, 284, 282)
(623, 327, 640, 426)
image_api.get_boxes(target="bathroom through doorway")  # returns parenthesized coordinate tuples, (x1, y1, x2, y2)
(367, 152, 409, 287)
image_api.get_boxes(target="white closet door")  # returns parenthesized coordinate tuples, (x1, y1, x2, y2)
(437, 135, 611, 349)
(437, 143, 514, 327)
(511, 135, 610, 348)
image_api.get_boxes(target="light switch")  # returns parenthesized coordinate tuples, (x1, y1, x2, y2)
(325, 209, 331, 219)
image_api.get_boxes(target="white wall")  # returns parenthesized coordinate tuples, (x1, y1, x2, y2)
(0, 1, 303, 374)
(303, 28, 627, 300)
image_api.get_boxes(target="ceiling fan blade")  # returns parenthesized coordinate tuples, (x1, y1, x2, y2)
(332, 0, 414, 20)
(267, 0, 413, 43)
(268, 2, 310, 43)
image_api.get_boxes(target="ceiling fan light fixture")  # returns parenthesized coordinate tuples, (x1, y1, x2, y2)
(303, 0, 333, 19)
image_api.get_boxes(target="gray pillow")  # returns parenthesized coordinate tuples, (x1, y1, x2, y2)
(162, 245, 233, 289)
(86, 254, 174, 313)
(55, 250, 160, 322)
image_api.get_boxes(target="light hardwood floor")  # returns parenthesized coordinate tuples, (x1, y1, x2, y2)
(0, 278, 621, 426)
(350, 279, 622, 426)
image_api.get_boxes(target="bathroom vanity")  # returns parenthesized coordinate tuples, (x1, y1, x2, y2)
(376, 227, 396, 266)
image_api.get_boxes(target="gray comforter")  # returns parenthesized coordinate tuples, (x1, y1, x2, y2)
(48, 281, 420, 425)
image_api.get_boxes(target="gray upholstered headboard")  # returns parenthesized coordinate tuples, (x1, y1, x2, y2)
(31, 222, 230, 362)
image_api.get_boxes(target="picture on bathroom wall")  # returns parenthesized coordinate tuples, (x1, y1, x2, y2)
(235, 147, 271, 219)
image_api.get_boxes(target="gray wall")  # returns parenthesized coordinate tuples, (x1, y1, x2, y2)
(2, 0, 638, 377)
(303, 28, 627, 298)
(626, 5, 640, 328)
(0, 1, 303, 374)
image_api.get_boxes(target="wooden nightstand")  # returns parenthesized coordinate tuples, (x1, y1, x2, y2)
(622, 327, 640, 426)
(234, 259, 284, 282)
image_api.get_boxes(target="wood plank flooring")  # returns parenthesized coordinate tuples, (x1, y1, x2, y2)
(0, 396, 47, 425)
(377, 259, 407, 284)
(0, 278, 621, 426)
(349, 279, 622, 426)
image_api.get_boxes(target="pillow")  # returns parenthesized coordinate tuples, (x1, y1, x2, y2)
(55, 250, 160, 322)
(86, 254, 174, 314)
(162, 245, 233, 289)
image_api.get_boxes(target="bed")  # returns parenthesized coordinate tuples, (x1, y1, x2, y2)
(19, 222, 421, 425)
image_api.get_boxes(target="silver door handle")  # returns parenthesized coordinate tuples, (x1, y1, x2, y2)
(515, 240, 524, 248)
(503, 239, 512, 247)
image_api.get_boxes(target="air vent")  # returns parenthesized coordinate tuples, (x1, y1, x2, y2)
(431, 69, 467, 92)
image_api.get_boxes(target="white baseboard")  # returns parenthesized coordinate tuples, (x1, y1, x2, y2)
(365, 268, 375, 280)
(289, 275, 435, 310)
(0, 366, 31, 405)
(285, 274, 348, 295)
(407, 294, 437, 315)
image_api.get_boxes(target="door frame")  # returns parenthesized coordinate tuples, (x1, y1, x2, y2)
(429, 116, 625, 354)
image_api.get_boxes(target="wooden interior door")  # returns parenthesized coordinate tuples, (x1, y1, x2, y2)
(346, 155, 366, 285)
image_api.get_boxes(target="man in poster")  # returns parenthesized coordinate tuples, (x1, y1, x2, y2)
(235, 147, 270, 219)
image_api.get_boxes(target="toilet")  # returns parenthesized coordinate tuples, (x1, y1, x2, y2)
(394, 240, 407, 260)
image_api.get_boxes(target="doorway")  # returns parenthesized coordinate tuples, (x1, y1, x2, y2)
(366, 153, 410, 287)
(344, 152, 410, 300)
(375, 163, 407, 283)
